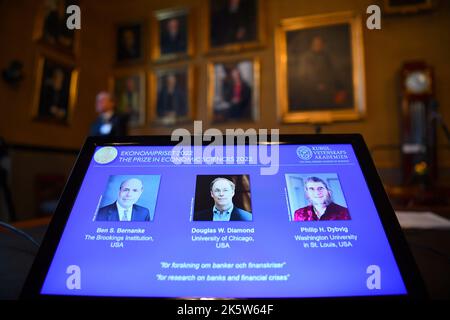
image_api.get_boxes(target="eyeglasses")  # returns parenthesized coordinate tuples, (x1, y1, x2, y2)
(212, 188, 232, 194)
(307, 186, 326, 192)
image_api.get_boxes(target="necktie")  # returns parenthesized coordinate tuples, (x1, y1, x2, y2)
(122, 209, 128, 221)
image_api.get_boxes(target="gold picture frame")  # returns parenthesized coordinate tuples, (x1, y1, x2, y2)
(276, 11, 366, 124)
(205, 0, 266, 54)
(31, 52, 79, 125)
(108, 69, 147, 127)
(207, 56, 260, 124)
(149, 64, 195, 126)
(33, 0, 81, 58)
(152, 7, 194, 62)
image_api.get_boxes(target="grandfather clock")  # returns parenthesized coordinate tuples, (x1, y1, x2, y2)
(400, 61, 437, 186)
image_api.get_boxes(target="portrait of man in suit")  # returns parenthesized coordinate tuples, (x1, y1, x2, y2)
(287, 25, 354, 112)
(114, 74, 145, 127)
(160, 16, 187, 55)
(193, 177, 252, 221)
(210, 0, 258, 48)
(117, 23, 142, 63)
(36, 58, 73, 123)
(39, 0, 77, 52)
(96, 178, 150, 221)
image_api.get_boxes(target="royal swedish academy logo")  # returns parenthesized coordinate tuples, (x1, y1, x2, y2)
(94, 147, 118, 164)
(296, 146, 313, 160)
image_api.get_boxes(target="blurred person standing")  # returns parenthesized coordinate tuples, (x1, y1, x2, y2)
(90, 91, 128, 137)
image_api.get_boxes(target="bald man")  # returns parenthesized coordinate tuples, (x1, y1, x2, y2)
(96, 178, 150, 221)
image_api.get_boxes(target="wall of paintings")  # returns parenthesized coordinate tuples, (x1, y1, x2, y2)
(30, 0, 80, 125)
(104, 0, 449, 171)
(0, 0, 449, 169)
(0, 0, 111, 148)
(109, 0, 266, 132)
(1, 0, 449, 219)
(108, 0, 367, 133)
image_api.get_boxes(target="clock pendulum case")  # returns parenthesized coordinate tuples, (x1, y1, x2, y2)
(399, 61, 437, 186)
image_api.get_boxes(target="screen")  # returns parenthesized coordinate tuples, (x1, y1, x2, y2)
(40, 143, 407, 298)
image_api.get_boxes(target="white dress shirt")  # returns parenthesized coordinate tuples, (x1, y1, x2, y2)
(116, 202, 132, 221)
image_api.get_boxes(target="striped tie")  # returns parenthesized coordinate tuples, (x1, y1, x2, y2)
(122, 209, 128, 221)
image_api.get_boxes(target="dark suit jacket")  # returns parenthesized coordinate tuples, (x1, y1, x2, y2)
(89, 112, 128, 137)
(193, 206, 252, 221)
(211, 1, 256, 46)
(157, 87, 187, 117)
(96, 202, 150, 221)
(161, 32, 187, 54)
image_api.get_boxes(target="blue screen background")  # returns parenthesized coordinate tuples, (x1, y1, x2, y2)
(41, 144, 407, 298)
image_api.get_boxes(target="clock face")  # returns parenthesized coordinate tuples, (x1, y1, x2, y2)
(405, 71, 431, 94)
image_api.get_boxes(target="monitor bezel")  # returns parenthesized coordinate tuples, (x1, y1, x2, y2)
(20, 134, 427, 300)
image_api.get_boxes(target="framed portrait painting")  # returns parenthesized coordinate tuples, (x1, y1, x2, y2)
(116, 22, 144, 64)
(276, 12, 366, 123)
(109, 70, 146, 127)
(152, 7, 193, 61)
(208, 57, 259, 123)
(33, 0, 80, 56)
(207, 0, 265, 53)
(150, 65, 194, 126)
(32, 54, 78, 124)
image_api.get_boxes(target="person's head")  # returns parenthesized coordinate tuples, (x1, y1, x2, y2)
(166, 18, 179, 37)
(117, 178, 144, 209)
(95, 91, 115, 114)
(311, 36, 325, 53)
(304, 176, 332, 207)
(210, 177, 235, 210)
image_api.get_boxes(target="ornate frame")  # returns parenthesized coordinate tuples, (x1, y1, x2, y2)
(205, 0, 266, 54)
(151, 7, 194, 62)
(108, 69, 147, 127)
(275, 11, 366, 124)
(31, 51, 79, 125)
(149, 64, 195, 126)
(207, 55, 260, 124)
